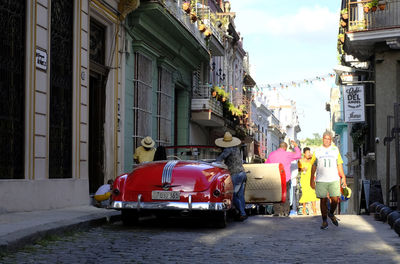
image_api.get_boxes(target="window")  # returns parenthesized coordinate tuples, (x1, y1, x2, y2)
(49, 0, 73, 178)
(157, 67, 172, 146)
(90, 19, 105, 65)
(133, 52, 153, 150)
(0, 0, 26, 179)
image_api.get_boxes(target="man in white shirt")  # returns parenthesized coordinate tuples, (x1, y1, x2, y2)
(311, 131, 347, 230)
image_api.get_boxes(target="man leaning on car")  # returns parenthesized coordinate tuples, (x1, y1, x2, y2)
(215, 132, 247, 222)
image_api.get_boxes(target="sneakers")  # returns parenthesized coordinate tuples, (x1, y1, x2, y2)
(320, 221, 328, 230)
(328, 212, 340, 226)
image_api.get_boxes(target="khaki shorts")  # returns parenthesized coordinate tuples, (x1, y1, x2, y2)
(315, 181, 341, 198)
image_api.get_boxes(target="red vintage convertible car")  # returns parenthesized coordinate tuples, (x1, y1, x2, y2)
(109, 146, 286, 227)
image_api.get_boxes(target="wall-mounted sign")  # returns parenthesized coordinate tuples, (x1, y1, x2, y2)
(340, 73, 358, 83)
(343, 85, 365, 122)
(36, 48, 47, 71)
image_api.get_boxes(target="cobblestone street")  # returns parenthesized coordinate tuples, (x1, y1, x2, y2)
(1, 214, 400, 264)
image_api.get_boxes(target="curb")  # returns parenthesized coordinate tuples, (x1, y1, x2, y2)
(0, 211, 121, 254)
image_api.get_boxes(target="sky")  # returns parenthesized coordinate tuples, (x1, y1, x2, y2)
(229, 0, 341, 140)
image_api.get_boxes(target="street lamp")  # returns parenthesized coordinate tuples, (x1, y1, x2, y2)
(216, 68, 226, 82)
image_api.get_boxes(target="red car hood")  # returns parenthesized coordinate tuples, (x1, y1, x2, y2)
(127, 161, 227, 192)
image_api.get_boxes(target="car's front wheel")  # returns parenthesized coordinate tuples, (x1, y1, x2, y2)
(213, 211, 227, 228)
(121, 210, 139, 226)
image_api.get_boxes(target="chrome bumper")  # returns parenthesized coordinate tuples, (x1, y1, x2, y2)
(109, 200, 228, 211)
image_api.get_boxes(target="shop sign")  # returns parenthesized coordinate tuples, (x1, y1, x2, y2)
(343, 85, 365, 122)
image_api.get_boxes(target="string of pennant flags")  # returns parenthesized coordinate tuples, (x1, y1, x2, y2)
(211, 72, 336, 94)
(256, 72, 336, 91)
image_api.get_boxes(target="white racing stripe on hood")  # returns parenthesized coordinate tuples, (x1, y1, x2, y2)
(161, 160, 179, 185)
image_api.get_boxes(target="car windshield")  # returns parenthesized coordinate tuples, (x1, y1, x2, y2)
(165, 145, 221, 162)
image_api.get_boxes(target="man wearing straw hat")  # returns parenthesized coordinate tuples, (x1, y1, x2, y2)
(215, 132, 247, 221)
(134, 136, 156, 164)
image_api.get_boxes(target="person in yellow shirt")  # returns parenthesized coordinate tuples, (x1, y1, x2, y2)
(298, 147, 318, 215)
(134, 136, 156, 164)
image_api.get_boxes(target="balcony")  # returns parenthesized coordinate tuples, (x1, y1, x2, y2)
(162, 0, 207, 50)
(191, 84, 224, 127)
(345, 0, 400, 59)
(195, 5, 225, 56)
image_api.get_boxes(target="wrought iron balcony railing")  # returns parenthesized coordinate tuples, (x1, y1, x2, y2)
(195, 5, 224, 44)
(191, 84, 223, 117)
(348, 0, 400, 32)
(192, 84, 212, 98)
(162, 0, 207, 48)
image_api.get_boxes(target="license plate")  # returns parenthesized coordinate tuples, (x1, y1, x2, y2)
(152, 191, 180, 200)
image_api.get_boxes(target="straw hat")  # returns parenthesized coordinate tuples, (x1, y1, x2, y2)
(141, 136, 155, 148)
(215, 132, 241, 148)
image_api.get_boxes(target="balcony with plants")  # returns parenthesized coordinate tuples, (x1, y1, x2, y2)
(191, 82, 250, 136)
(347, 0, 399, 32)
(192, 0, 229, 56)
(191, 83, 225, 127)
(223, 100, 249, 139)
(342, 0, 400, 58)
(160, 0, 216, 50)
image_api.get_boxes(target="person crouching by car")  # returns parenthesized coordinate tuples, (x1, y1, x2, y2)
(94, 179, 113, 207)
(215, 132, 247, 222)
(134, 136, 156, 164)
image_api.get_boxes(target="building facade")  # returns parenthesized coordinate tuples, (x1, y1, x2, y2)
(125, 0, 210, 170)
(339, 0, 400, 207)
(0, 0, 127, 212)
(1, 0, 258, 213)
(189, 0, 255, 146)
(264, 90, 300, 144)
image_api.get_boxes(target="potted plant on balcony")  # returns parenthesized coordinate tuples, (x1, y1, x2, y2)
(371, 0, 379, 11)
(340, 19, 347, 27)
(198, 23, 206, 33)
(204, 29, 212, 40)
(190, 11, 197, 23)
(341, 8, 348, 20)
(182, 2, 191, 14)
(378, 0, 386, 10)
(212, 86, 221, 99)
(338, 33, 345, 43)
(212, 86, 228, 102)
(364, 2, 372, 13)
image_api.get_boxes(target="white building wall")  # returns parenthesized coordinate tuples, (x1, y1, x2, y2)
(265, 90, 300, 142)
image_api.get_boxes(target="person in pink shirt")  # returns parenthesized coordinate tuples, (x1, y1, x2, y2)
(266, 140, 301, 216)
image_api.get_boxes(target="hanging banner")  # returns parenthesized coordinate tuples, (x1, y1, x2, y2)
(343, 85, 365, 122)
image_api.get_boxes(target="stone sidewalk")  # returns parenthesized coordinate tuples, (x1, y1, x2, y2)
(0, 206, 120, 253)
